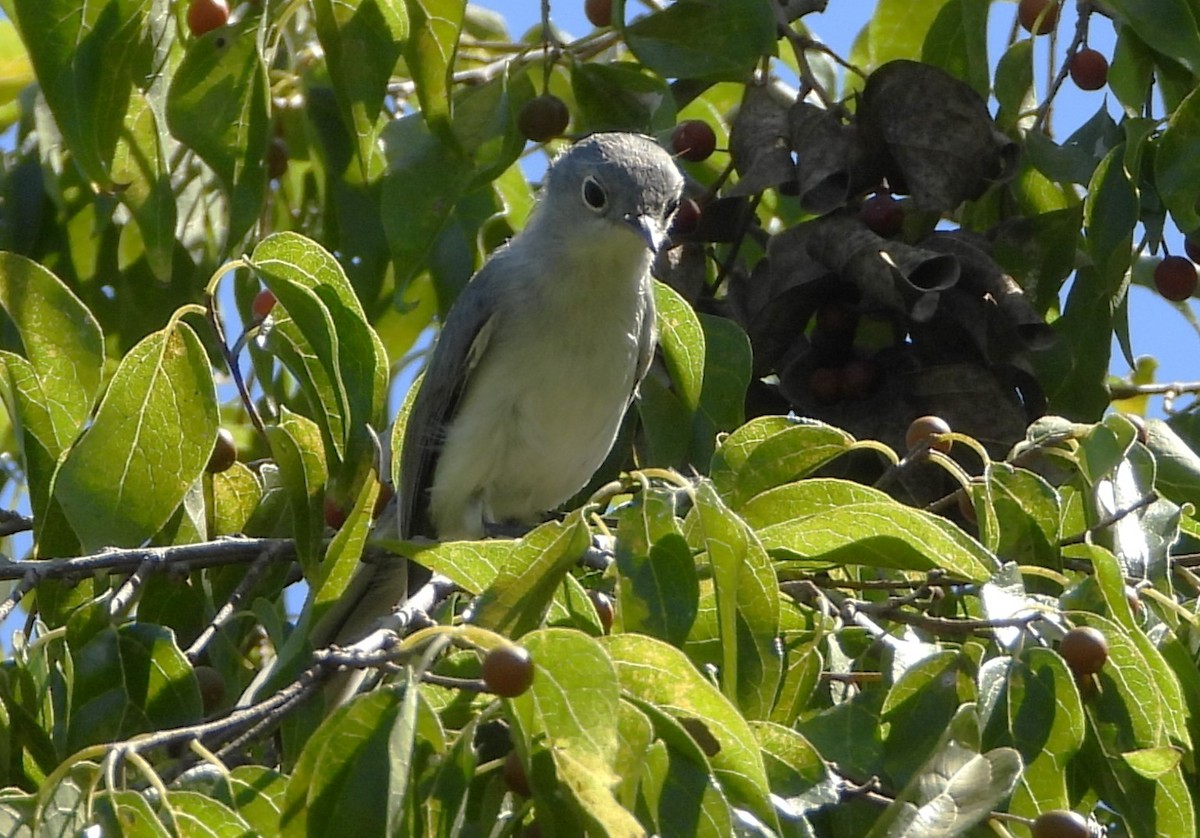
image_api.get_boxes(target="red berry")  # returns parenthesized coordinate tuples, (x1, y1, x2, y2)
(807, 367, 843, 404)
(584, 0, 612, 27)
(813, 302, 858, 342)
(841, 359, 879, 400)
(669, 198, 702, 239)
(905, 415, 952, 453)
(1185, 235, 1200, 264)
(1154, 255, 1198, 302)
(187, 0, 229, 36)
(252, 289, 277, 320)
(518, 95, 570, 143)
(1031, 810, 1089, 838)
(267, 137, 288, 180)
(194, 666, 227, 714)
(1018, 0, 1059, 35)
(1060, 626, 1108, 677)
(481, 646, 535, 698)
(587, 590, 614, 633)
(206, 428, 237, 473)
(503, 750, 531, 796)
(373, 481, 395, 519)
(861, 194, 904, 237)
(1069, 48, 1109, 91)
(324, 496, 347, 530)
(671, 121, 717, 163)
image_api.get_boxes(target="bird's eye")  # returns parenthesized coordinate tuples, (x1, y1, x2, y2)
(582, 176, 607, 211)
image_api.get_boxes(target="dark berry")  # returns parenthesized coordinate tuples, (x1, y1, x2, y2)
(187, 0, 229, 36)
(1154, 255, 1198, 302)
(518, 95, 570, 143)
(1069, 48, 1109, 91)
(1018, 0, 1059, 35)
(1060, 626, 1108, 677)
(671, 121, 717, 163)
(584, 0, 612, 27)
(482, 646, 535, 698)
(206, 428, 237, 474)
(905, 415, 952, 453)
(861, 194, 904, 237)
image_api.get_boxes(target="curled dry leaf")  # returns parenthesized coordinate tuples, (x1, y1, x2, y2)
(728, 84, 797, 196)
(859, 60, 1019, 210)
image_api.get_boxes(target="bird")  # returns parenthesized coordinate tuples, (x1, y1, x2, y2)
(324, 132, 685, 657)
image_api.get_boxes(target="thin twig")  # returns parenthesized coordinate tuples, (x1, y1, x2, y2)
(0, 537, 297, 583)
(186, 546, 281, 663)
(1108, 380, 1200, 399)
(0, 569, 39, 625)
(1058, 493, 1157, 546)
(1031, 2, 1092, 133)
(0, 509, 33, 537)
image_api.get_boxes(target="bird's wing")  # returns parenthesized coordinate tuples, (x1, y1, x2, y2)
(633, 277, 657, 398)
(397, 259, 508, 538)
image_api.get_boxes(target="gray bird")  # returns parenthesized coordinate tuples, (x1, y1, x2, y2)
(328, 132, 684, 652)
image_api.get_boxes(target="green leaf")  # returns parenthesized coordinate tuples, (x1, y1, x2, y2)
(633, 721, 733, 837)
(0, 21, 33, 117)
(615, 488, 698, 646)
(750, 721, 839, 819)
(0, 252, 103, 554)
(469, 517, 593, 638)
(570, 62, 676, 135)
(380, 113, 473, 285)
(249, 232, 389, 487)
(207, 765, 288, 836)
(978, 650, 1085, 818)
(167, 18, 269, 247)
(264, 408, 327, 573)
(622, 0, 775, 82)
(281, 688, 408, 838)
(882, 652, 974, 788)
(985, 464, 1061, 567)
(1109, 24, 1156, 116)
(920, 0, 989, 96)
(210, 462, 263, 536)
(95, 789, 171, 838)
(403, 0, 464, 142)
(603, 633, 778, 830)
(165, 791, 256, 837)
(10, 0, 152, 188)
(1155, 85, 1200, 233)
(452, 70, 535, 189)
(112, 89, 178, 281)
(1105, 0, 1200, 74)
(739, 478, 893, 531)
(313, 0, 407, 181)
(507, 629, 640, 836)
(654, 281, 704, 414)
(690, 481, 781, 719)
(711, 419, 857, 510)
(1033, 263, 1117, 421)
(54, 319, 218, 551)
(760, 500, 997, 581)
(993, 39, 1034, 131)
(1148, 418, 1200, 508)
(867, 0, 952, 68)
(1085, 143, 1138, 289)
(68, 623, 202, 753)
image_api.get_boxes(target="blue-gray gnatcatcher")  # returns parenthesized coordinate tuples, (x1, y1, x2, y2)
(326, 132, 684, 649)
(401, 131, 685, 541)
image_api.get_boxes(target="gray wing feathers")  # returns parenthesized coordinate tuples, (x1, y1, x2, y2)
(398, 258, 508, 538)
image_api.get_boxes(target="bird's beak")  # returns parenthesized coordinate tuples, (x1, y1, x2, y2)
(624, 213, 666, 254)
